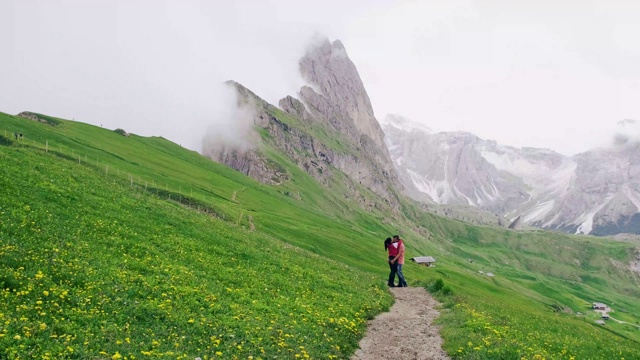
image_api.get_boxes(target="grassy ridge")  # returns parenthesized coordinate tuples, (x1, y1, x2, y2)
(1, 111, 640, 359)
(0, 140, 391, 359)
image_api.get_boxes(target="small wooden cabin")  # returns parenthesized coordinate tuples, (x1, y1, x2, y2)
(412, 256, 436, 267)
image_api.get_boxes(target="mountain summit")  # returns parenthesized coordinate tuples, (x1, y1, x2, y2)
(205, 38, 401, 210)
(287, 38, 401, 201)
(297, 39, 386, 149)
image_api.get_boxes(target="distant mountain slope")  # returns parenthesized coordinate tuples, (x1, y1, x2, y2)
(383, 115, 640, 236)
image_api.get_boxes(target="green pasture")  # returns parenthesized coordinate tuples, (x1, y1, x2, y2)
(1, 111, 639, 359)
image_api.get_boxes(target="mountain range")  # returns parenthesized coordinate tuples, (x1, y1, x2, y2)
(201, 36, 640, 237)
(382, 115, 640, 236)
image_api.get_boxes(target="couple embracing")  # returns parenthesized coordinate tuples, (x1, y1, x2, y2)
(384, 235, 407, 287)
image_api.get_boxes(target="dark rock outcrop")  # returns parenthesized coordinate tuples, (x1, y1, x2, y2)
(17, 111, 60, 126)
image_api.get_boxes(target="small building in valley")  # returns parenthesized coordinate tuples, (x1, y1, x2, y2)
(593, 302, 607, 311)
(412, 256, 436, 267)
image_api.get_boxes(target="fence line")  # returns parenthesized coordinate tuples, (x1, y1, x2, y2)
(1, 129, 237, 224)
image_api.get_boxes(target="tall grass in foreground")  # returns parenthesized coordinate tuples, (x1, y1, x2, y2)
(0, 146, 392, 359)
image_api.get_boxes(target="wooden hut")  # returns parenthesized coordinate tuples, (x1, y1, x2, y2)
(411, 256, 436, 267)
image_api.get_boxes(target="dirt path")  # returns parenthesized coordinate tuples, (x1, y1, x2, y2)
(351, 287, 451, 360)
(609, 316, 640, 329)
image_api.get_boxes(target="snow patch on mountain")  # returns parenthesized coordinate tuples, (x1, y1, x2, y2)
(408, 169, 454, 204)
(522, 200, 555, 223)
(622, 184, 640, 211)
(575, 195, 615, 234)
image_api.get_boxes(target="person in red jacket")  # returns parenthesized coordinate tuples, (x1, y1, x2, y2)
(385, 237, 398, 287)
(390, 235, 408, 287)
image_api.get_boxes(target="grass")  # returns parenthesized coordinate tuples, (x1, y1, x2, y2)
(0, 143, 391, 359)
(1, 110, 640, 359)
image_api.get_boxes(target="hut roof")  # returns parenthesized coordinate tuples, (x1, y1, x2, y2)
(412, 256, 436, 263)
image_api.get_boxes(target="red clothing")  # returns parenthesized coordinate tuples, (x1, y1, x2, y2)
(388, 242, 399, 257)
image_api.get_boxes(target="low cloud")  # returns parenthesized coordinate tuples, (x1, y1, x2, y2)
(0, 0, 343, 153)
(612, 119, 640, 147)
(201, 84, 258, 154)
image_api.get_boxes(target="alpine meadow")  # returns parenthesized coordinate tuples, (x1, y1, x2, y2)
(4, 0, 640, 358)
(1, 106, 640, 359)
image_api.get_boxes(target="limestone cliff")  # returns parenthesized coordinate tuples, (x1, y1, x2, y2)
(203, 39, 403, 211)
(298, 39, 386, 150)
(284, 38, 402, 206)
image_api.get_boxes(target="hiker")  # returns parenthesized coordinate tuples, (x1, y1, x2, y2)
(13, 133, 18, 140)
(391, 235, 408, 287)
(385, 237, 399, 287)
(19, 133, 23, 140)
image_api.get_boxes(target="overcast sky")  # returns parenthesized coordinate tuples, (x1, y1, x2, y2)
(2, 0, 639, 155)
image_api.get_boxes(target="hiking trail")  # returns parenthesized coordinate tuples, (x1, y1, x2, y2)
(351, 287, 450, 360)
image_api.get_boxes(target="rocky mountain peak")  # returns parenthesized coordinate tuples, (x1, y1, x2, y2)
(298, 38, 386, 149)
(206, 39, 403, 212)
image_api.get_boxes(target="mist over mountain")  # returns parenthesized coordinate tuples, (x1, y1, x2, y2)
(383, 115, 640, 235)
(199, 33, 640, 236)
(204, 38, 402, 211)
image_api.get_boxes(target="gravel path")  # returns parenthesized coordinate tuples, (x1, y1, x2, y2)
(351, 287, 451, 360)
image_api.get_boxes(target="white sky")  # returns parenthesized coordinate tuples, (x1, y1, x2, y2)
(1, 0, 639, 155)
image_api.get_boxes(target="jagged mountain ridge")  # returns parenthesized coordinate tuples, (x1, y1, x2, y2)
(382, 115, 640, 235)
(204, 39, 402, 211)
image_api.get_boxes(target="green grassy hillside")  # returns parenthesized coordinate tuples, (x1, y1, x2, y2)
(1, 111, 639, 359)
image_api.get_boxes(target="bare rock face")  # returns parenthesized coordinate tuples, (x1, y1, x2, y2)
(282, 38, 402, 207)
(383, 115, 529, 214)
(202, 82, 287, 185)
(508, 216, 522, 230)
(17, 111, 60, 126)
(279, 96, 314, 124)
(383, 115, 640, 235)
(211, 145, 289, 185)
(205, 39, 403, 211)
(299, 39, 386, 149)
